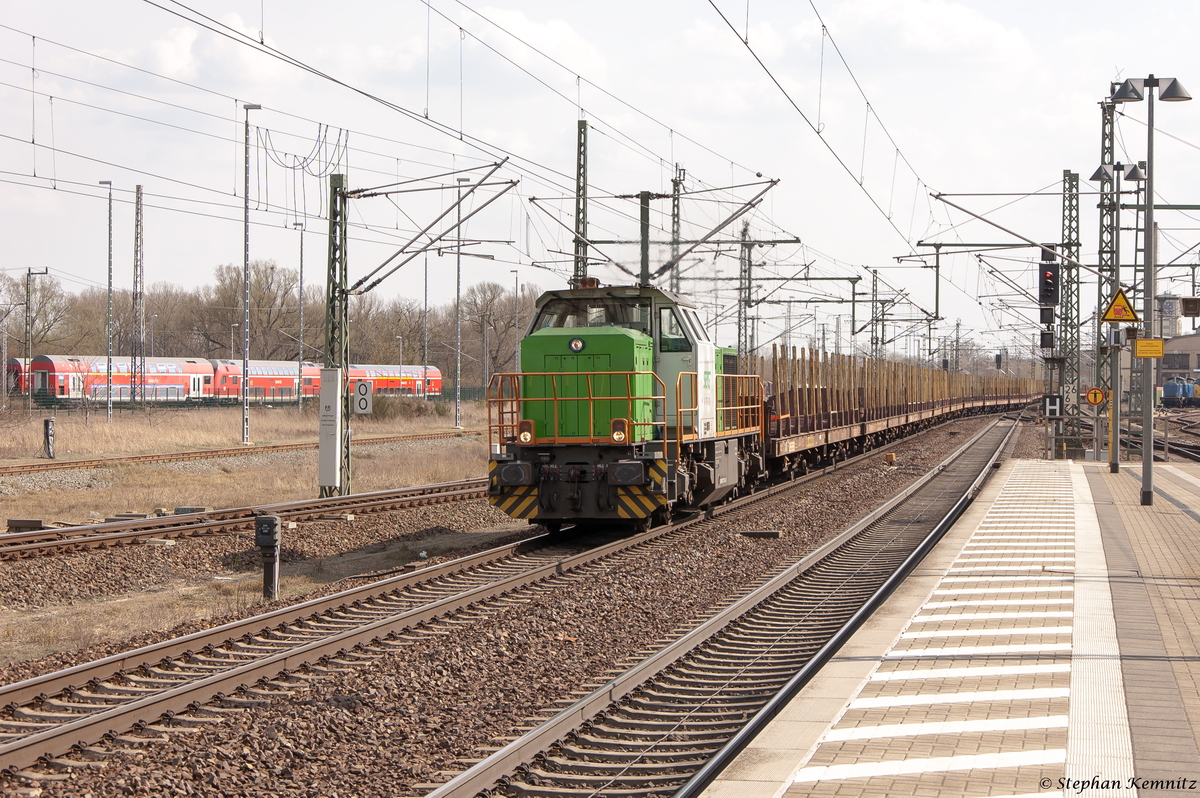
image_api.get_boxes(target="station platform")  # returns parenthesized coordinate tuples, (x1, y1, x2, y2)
(703, 458, 1200, 798)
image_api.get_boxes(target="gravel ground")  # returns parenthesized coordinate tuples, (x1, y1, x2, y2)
(1010, 420, 1049, 460)
(1, 415, 1014, 797)
(0, 500, 515, 611)
(0, 468, 117, 496)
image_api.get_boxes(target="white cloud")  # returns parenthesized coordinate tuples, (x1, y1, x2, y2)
(827, 0, 1035, 65)
(148, 27, 200, 79)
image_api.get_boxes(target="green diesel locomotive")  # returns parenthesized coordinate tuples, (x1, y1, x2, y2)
(487, 283, 760, 531)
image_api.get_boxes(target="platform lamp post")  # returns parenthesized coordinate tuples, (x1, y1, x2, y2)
(99, 179, 113, 422)
(242, 102, 261, 445)
(294, 221, 304, 409)
(1111, 75, 1191, 506)
(454, 176, 470, 429)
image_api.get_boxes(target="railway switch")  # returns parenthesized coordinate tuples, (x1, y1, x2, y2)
(255, 514, 282, 600)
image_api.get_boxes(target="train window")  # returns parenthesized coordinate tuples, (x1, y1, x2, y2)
(659, 307, 692, 353)
(683, 309, 710, 342)
(533, 297, 651, 332)
(204, 376, 212, 384)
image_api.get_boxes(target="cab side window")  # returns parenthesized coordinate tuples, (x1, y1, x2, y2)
(659, 307, 692, 352)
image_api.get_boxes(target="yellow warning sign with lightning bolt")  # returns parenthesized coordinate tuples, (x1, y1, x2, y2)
(1101, 288, 1139, 323)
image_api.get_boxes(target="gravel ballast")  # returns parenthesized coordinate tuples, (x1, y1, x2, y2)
(0, 416, 1032, 797)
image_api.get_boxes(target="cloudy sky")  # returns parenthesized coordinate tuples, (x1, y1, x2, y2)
(2, 0, 1199, 358)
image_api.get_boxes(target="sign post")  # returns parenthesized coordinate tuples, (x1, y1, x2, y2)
(1086, 388, 1106, 462)
(1101, 293, 1137, 474)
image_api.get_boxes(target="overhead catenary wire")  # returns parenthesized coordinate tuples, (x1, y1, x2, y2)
(704, 0, 930, 256)
(1, 15, 801, 287)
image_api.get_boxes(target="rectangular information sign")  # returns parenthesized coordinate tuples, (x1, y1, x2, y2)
(1132, 338, 1164, 359)
(318, 367, 343, 488)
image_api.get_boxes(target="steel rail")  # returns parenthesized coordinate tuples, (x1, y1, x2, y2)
(425, 416, 1015, 797)
(0, 479, 489, 559)
(0, 430, 479, 477)
(0, 412, 1006, 776)
(674, 416, 1018, 797)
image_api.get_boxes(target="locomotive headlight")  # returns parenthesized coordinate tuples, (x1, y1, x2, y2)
(610, 418, 628, 444)
(517, 420, 535, 445)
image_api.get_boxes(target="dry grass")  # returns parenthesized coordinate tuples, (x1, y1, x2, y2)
(0, 399, 489, 461)
(0, 400, 491, 525)
(0, 580, 260, 666)
(0, 438, 491, 525)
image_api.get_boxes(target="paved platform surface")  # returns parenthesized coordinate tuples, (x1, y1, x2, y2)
(702, 457, 1200, 798)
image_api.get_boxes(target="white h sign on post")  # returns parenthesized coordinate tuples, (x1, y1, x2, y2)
(1043, 393, 1063, 418)
(351, 380, 373, 414)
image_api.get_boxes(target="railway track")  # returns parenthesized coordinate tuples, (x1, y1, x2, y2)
(0, 415, 1013, 782)
(0, 429, 478, 477)
(428, 416, 1018, 797)
(0, 478, 489, 560)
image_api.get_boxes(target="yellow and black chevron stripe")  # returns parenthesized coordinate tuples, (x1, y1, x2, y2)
(614, 486, 666, 519)
(615, 459, 669, 519)
(487, 461, 540, 519)
(491, 485, 540, 519)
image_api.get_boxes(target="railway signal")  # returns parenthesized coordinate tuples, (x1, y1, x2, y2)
(1037, 245, 1060, 306)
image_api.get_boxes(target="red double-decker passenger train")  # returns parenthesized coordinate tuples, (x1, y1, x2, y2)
(6, 356, 442, 404)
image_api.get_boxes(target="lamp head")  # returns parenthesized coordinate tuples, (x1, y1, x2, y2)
(1112, 78, 1145, 102)
(243, 103, 262, 111)
(1124, 164, 1148, 181)
(1088, 164, 1114, 182)
(99, 180, 112, 186)
(1159, 78, 1192, 101)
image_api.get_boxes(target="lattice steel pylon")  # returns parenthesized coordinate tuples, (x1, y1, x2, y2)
(1059, 170, 1083, 455)
(131, 184, 145, 405)
(322, 174, 350, 497)
(1095, 101, 1117, 392)
(736, 222, 752, 369)
(572, 120, 588, 288)
(669, 165, 685, 293)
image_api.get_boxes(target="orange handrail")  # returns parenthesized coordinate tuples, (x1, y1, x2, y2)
(487, 371, 667, 448)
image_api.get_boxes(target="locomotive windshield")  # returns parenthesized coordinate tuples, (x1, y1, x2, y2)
(533, 296, 651, 333)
